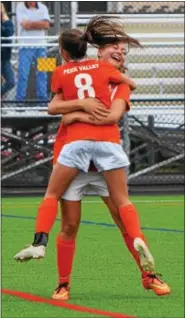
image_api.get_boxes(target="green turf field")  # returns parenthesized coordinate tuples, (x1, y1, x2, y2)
(2, 195, 184, 318)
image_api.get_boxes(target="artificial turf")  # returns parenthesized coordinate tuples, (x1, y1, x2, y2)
(1, 195, 184, 318)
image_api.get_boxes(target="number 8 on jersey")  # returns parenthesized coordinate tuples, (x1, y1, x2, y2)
(74, 73, 95, 99)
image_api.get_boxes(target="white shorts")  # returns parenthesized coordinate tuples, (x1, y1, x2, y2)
(57, 140, 130, 172)
(62, 171, 109, 201)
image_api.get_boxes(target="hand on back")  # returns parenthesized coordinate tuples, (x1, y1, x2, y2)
(81, 98, 110, 120)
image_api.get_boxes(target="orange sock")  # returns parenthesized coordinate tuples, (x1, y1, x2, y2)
(122, 232, 148, 274)
(35, 197, 58, 233)
(119, 204, 142, 239)
(56, 234, 76, 285)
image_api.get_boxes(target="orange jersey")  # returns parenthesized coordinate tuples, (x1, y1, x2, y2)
(53, 123, 67, 165)
(53, 83, 131, 165)
(111, 83, 131, 112)
(51, 59, 123, 145)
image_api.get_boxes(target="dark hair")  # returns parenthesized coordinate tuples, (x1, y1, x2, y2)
(82, 15, 142, 49)
(24, 2, 38, 9)
(59, 29, 87, 60)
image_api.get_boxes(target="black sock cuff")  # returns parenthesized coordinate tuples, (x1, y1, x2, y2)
(33, 232, 49, 247)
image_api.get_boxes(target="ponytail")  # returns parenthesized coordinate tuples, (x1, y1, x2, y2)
(83, 15, 142, 48)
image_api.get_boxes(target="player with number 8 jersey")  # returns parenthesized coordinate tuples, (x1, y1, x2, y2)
(51, 59, 128, 145)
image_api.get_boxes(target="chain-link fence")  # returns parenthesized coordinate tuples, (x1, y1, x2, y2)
(1, 16, 184, 194)
(106, 2, 184, 14)
(88, 44, 184, 98)
(43, 1, 185, 15)
(2, 42, 184, 102)
(43, 1, 72, 32)
(1, 98, 184, 193)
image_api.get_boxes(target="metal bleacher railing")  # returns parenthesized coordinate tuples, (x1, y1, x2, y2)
(1, 29, 184, 194)
(44, 1, 184, 15)
(1, 32, 184, 100)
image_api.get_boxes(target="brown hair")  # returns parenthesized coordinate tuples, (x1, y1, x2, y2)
(82, 15, 142, 49)
(59, 16, 141, 60)
(59, 29, 87, 60)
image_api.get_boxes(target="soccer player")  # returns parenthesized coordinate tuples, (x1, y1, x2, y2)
(50, 54, 133, 300)
(14, 16, 170, 297)
(49, 44, 170, 299)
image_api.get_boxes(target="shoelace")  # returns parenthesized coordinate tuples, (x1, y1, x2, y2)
(55, 282, 69, 294)
(147, 273, 164, 284)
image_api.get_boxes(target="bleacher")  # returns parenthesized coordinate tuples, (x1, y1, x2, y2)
(114, 2, 184, 14)
(45, 1, 184, 15)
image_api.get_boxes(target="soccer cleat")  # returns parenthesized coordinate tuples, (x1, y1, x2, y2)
(52, 282, 70, 301)
(14, 245, 45, 262)
(134, 237, 155, 272)
(142, 273, 171, 296)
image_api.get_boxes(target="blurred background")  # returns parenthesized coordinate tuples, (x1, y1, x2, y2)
(1, 1, 184, 196)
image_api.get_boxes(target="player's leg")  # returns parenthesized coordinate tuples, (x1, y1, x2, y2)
(101, 196, 171, 296)
(89, 169, 170, 295)
(35, 162, 79, 232)
(89, 173, 146, 272)
(14, 163, 78, 262)
(53, 199, 81, 301)
(14, 141, 92, 262)
(53, 171, 86, 300)
(102, 168, 155, 272)
(93, 142, 155, 272)
(101, 196, 124, 231)
(102, 195, 150, 269)
(101, 195, 149, 271)
(89, 172, 143, 254)
(94, 141, 170, 295)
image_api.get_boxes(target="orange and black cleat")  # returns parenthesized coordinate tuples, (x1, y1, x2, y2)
(142, 273, 171, 296)
(52, 282, 70, 301)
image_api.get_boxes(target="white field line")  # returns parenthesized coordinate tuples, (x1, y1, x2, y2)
(2, 199, 184, 206)
(83, 199, 184, 203)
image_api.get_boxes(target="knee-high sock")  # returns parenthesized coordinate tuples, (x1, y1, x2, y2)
(35, 198, 58, 233)
(119, 204, 142, 239)
(122, 232, 148, 274)
(56, 234, 76, 285)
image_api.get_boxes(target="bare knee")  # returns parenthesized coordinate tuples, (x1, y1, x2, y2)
(110, 194, 131, 209)
(62, 222, 79, 238)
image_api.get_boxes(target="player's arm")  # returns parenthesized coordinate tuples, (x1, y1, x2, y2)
(48, 96, 110, 119)
(91, 99, 126, 124)
(112, 72, 136, 91)
(93, 83, 131, 124)
(121, 74, 136, 91)
(62, 99, 126, 126)
(106, 63, 136, 91)
(48, 94, 85, 114)
(81, 99, 126, 125)
(62, 83, 131, 126)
